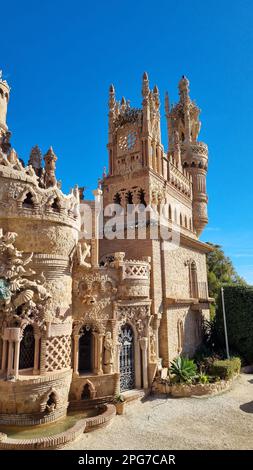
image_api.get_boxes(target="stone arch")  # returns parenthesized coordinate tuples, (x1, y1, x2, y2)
(80, 379, 96, 400)
(78, 326, 93, 373)
(138, 188, 147, 207)
(40, 388, 60, 413)
(174, 208, 177, 223)
(17, 187, 38, 207)
(113, 192, 122, 205)
(168, 204, 172, 220)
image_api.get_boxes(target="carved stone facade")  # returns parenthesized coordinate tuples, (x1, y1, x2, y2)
(0, 71, 212, 426)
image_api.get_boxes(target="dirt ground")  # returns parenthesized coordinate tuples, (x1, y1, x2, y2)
(64, 373, 253, 450)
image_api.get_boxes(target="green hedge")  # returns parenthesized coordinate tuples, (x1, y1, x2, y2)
(215, 285, 253, 363)
(209, 357, 241, 379)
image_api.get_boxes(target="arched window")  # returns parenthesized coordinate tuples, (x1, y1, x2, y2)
(125, 191, 133, 205)
(174, 208, 177, 224)
(113, 192, 121, 205)
(0, 88, 3, 98)
(19, 325, 35, 370)
(189, 218, 192, 231)
(169, 204, 172, 220)
(22, 192, 34, 208)
(180, 213, 183, 226)
(190, 261, 198, 298)
(51, 197, 60, 212)
(138, 188, 146, 207)
(46, 392, 57, 412)
(78, 327, 92, 374)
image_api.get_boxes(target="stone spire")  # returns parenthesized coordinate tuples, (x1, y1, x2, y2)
(142, 71, 150, 100)
(28, 145, 42, 176)
(178, 75, 190, 104)
(109, 84, 116, 111)
(44, 146, 57, 188)
(153, 85, 160, 109)
(121, 96, 126, 112)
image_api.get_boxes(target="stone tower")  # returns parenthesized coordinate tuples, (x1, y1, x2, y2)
(166, 76, 208, 235)
(0, 72, 11, 156)
(0, 71, 10, 132)
(100, 73, 211, 367)
(0, 74, 80, 425)
(107, 72, 164, 185)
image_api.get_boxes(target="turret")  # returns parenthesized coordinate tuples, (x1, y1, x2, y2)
(28, 145, 43, 176)
(44, 146, 57, 188)
(167, 76, 208, 236)
(0, 71, 10, 131)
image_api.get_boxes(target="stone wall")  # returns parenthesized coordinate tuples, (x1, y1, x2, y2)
(0, 370, 72, 424)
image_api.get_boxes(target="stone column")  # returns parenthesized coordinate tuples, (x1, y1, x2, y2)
(139, 337, 148, 389)
(73, 334, 79, 375)
(153, 315, 161, 358)
(152, 142, 156, 171)
(13, 340, 21, 378)
(7, 341, 14, 377)
(157, 146, 162, 175)
(92, 188, 103, 267)
(93, 332, 104, 375)
(1, 339, 7, 372)
(33, 335, 41, 375)
(97, 334, 104, 375)
(111, 319, 119, 373)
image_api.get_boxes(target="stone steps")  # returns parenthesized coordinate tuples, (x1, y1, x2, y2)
(122, 389, 147, 405)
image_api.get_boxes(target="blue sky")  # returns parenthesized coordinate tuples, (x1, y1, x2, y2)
(1, 0, 253, 283)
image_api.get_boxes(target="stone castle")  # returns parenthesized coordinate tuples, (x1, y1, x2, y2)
(0, 71, 212, 425)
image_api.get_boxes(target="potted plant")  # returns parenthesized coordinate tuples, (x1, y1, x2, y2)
(113, 394, 125, 415)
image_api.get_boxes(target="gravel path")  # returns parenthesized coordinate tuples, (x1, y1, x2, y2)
(64, 373, 253, 450)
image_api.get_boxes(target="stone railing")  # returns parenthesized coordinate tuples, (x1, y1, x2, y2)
(168, 162, 192, 198)
(190, 141, 208, 157)
(122, 260, 150, 281)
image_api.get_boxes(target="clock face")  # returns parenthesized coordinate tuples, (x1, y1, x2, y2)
(118, 130, 137, 152)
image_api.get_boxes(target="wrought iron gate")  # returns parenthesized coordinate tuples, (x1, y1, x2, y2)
(19, 325, 35, 370)
(119, 324, 135, 391)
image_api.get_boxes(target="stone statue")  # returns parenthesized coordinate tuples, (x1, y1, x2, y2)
(103, 331, 114, 373)
(76, 240, 91, 268)
(150, 332, 156, 362)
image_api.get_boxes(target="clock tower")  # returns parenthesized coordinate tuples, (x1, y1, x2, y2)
(104, 73, 165, 209)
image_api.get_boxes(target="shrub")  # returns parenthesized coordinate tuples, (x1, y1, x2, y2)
(215, 285, 253, 363)
(197, 372, 210, 384)
(114, 394, 125, 403)
(209, 357, 241, 380)
(169, 356, 197, 384)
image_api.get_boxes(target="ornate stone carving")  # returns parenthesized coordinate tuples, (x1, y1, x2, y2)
(75, 240, 91, 268)
(0, 229, 51, 330)
(103, 331, 114, 373)
(117, 304, 150, 338)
